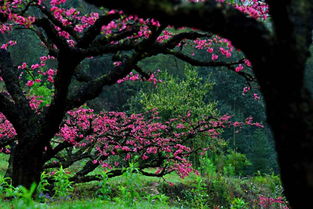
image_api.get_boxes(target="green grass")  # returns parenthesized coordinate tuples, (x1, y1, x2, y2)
(0, 199, 181, 209)
(0, 154, 287, 209)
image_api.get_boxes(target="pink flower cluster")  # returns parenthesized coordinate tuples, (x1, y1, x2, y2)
(1, 40, 16, 50)
(235, 0, 269, 20)
(28, 96, 44, 110)
(259, 196, 289, 209)
(117, 71, 162, 85)
(54, 107, 246, 177)
(17, 55, 56, 87)
(193, 36, 236, 61)
(0, 113, 16, 139)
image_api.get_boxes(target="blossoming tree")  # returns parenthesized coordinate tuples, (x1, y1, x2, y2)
(0, 0, 256, 189)
(83, 0, 313, 208)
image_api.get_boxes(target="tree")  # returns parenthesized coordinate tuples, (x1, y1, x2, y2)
(81, 0, 313, 208)
(0, 0, 251, 190)
(130, 65, 217, 120)
(129, 66, 219, 167)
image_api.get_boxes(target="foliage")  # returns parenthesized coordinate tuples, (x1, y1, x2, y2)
(130, 65, 217, 120)
(0, 176, 14, 198)
(96, 171, 112, 200)
(114, 162, 142, 206)
(129, 66, 225, 167)
(190, 175, 209, 208)
(0, 163, 288, 208)
(52, 166, 73, 199)
(36, 171, 51, 202)
(13, 183, 37, 207)
(231, 197, 248, 209)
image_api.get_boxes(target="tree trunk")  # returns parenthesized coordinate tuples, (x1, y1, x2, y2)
(253, 50, 313, 208)
(11, 142, 45, 188)
(265, 89, 313, 209)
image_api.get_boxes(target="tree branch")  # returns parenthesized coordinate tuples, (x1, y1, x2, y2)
(84, 0, 272, 60)
(162, 31, 210, 49)
(0, 50, 34, 131)
(65, 24, 168, 109)
(77, 13, 121, 48)
(79, 40, 136, 57)
(37, 5, 79, 41)
(0, 93, 19, 122)
(34, 18, 70, 50)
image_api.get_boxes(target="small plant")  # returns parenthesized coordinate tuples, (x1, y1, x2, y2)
(224, 151, 251, 176)
(0, 176, 14, 198)
(230, 197, 248, 209)
(191, 175, 209, 209)
(145, 193, 169, 204)
(223, 164, 236, 177)
(117, 161, 141, 206)
(14, 183, 37, 207)
(253, 172, 282, 195)
(52, 166, 73, 199)
(199, 155, 216, 178)
(96, 171, 112, 200)
(36, 171, 51, 202)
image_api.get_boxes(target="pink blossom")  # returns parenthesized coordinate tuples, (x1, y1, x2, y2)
(212, 54, 218, 61)
(235, 64, 244, 72)
(47, 69, 55, 76)
(206, 48, 214, 53)
(31, 64, 40, 70)
(244, 59, 252, 67)
(113, 61, 122, 67)
(18, 62, 27, 69)
(26, 80, 34, 87)
(253, 93, 261, 100)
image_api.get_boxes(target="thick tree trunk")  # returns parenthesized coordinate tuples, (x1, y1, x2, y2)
(253, 49, 313, 208)
(11, 142, 45, 188)
(265, 89, 313, 209)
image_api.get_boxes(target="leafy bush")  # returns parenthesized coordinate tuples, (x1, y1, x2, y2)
(52, 166, 73, 199)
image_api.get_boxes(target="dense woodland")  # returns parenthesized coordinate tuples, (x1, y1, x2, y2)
(0, 0, 312, 208)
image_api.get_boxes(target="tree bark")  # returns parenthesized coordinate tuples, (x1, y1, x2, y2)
(250, 42, 313, 207)
(11, 142, 45, 188)
(268, 90, 313, 209)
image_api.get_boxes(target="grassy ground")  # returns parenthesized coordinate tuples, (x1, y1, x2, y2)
(0, 153, 287, 209)
(0, 199, 181, 209)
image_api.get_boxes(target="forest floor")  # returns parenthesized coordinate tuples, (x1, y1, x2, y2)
(0, 154, 288, 209)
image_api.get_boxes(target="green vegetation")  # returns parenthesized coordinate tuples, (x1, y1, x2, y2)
(0, 63, 287, 208)
(0, 156, 288, 208)
(130, 65, 217, 120)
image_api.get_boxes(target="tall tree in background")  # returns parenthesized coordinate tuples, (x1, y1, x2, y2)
(83, 0, 313, 208)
